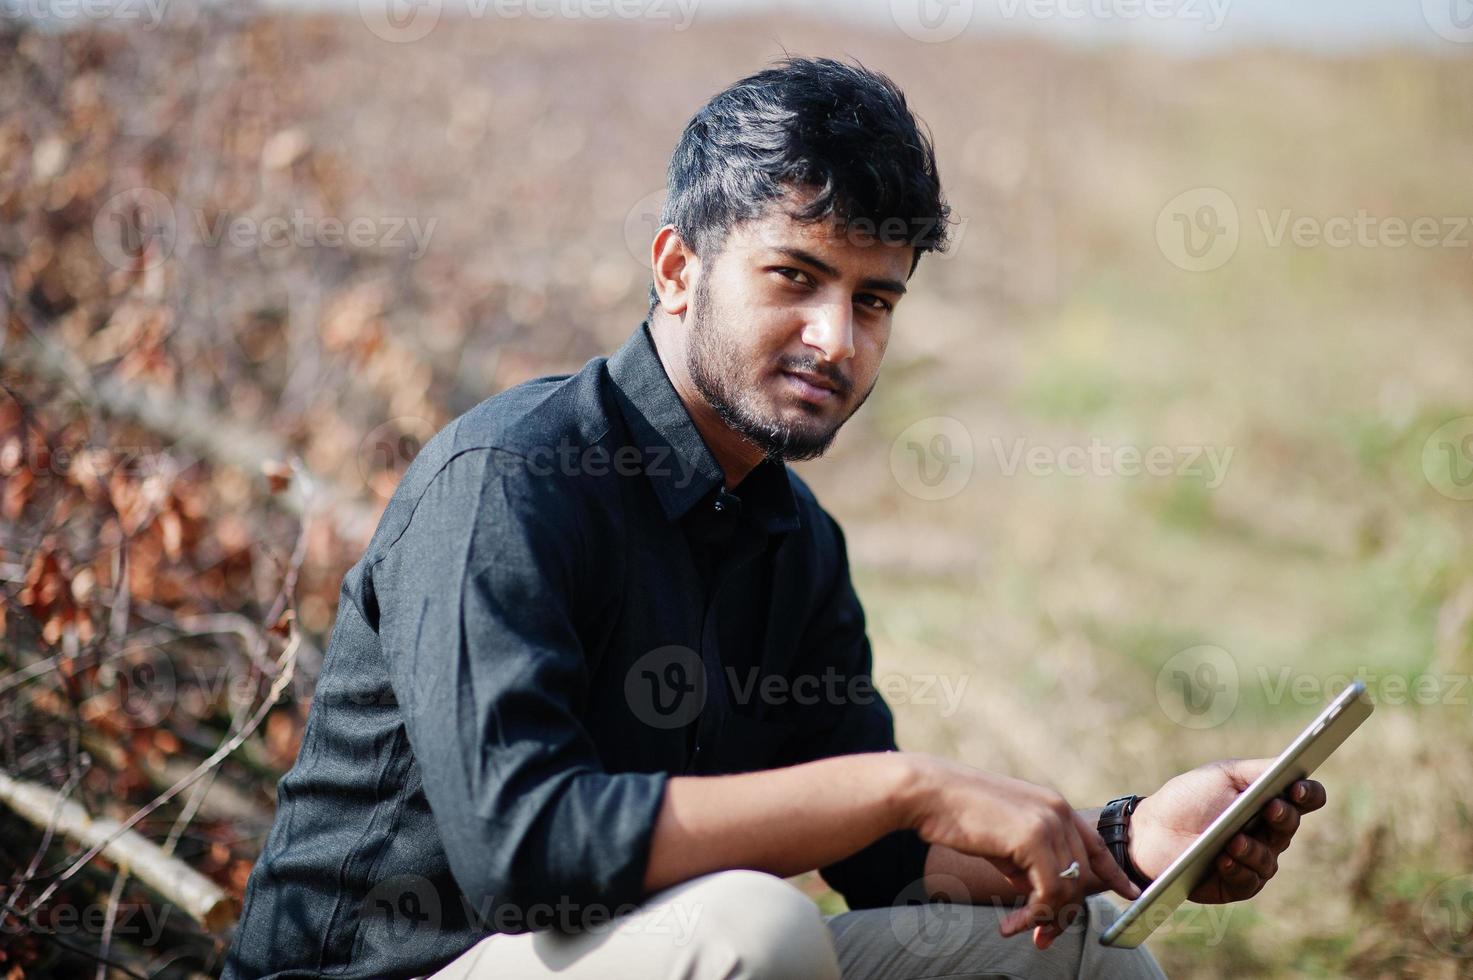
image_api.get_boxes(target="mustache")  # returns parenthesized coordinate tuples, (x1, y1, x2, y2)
(775, 355, 852, 396)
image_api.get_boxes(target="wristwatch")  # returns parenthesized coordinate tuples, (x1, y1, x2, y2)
(1097, 795, 1153, 890)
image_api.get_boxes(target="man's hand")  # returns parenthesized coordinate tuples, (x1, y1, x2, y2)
(1129, 758, 1327, 904)
(904, 757, 1141, 950)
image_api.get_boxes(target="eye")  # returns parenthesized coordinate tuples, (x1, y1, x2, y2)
(856, 293, 894, 313)
(773, 266, 815, 287)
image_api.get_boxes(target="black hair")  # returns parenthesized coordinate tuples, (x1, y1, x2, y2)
(647, 56, 951, 317)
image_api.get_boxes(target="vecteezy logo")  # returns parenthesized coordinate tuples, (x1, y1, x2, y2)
(1155, 645, 1239, 729)
(1423, 874, 1473, 957)
(1422, 0, 1473, 43)
(358, 0, 442, 43)
(362, 875, 443, 941)
(358, 417, 438, 499)
(890, 417, 975, 501)
(891, 0, 974, 42)
(93, 188, 177, 271)
(625, 645, 706, 729)
(623, 188, 669, 268)
(82, 648, 178, 729)
(1156, 187, 1240, 272)
(889, 873, 973, 957)
(1423, 416, 1473, 501)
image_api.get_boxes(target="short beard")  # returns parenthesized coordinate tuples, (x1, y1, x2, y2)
(685, 274, 867, 463)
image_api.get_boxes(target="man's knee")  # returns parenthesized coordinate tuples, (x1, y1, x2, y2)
(673, 870, 841, 980)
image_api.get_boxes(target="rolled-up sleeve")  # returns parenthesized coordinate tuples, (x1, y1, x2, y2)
(375, 447, 667, 926)
(779, 511, 930, 910)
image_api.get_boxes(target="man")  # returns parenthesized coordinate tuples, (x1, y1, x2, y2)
(224, 57, 1324, 980)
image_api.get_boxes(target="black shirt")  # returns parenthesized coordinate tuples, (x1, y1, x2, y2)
(222, 321, 929, 980)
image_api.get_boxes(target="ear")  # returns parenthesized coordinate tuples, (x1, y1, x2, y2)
(651, 225, 697, 316)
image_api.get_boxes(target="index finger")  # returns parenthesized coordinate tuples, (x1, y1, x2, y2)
(1000, 848, 1068, 937)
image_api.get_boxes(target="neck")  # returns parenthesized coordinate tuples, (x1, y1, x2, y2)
(647, 313, 765, 489)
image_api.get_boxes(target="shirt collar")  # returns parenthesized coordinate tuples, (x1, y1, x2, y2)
(607, 320, 800, 534)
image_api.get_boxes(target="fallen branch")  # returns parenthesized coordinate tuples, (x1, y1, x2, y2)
(0, 629, 300, 933)
(0, 770, 233, 932)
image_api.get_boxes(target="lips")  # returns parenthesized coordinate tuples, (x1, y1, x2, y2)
(783, 369, 839, 393)
(780, 369, 842, 405)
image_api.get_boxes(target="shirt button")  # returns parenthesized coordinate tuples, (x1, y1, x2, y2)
(713, 499, 725, 512)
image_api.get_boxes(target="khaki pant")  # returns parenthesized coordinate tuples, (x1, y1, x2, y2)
(423, 870, 1168, 980)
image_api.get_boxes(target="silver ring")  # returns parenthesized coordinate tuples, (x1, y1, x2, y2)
(1058, 860, 1080, 880)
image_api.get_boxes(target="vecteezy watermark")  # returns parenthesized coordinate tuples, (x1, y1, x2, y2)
(625, 645, 707, 729)
(1157, 187, 1473, 272)
(1156, 187, 1240, 272)
(361, 874, 445, 942)
(1421, 0, 1473, 44)
(357, 0, 699, 43)
(1158, 653, 1473, 730)
(1423, 874, 1473, 957)
(92, 189, 439, 269)
(1257, 666, 1473, 708)
(358, 0, 443, 43)
(989, 437, 1234, 488)
(995, 0, 1230, 30)
(191, 208, 438, 260)
(472, 439, 704, 488)
(890, 416, 975, 501)
(0, 440, 184, 483)
(1422, 416, 1473, 502)
(726, 667, 971, 717)
(0, 0, 169, 28)
(79, 647, 178, 729)
(358, 874, 704, 942)
(357, 417, 440, 500)
(2, 899, 174, 945)
(459, 891, 703, 940)
(625, 187, 668, 269)
(890, 0, 975, 43)
(1155, 645, 1239, 729)
(893, 0, 1232, 45)
(93, 187, 178, 272)
(888, 874, 975, 958)
(624, 655, 971, 729)
(1115, 894, 1237, 945)
(1256, 209, 1473, 252)
(886, 878, 1238, 952)
(623, 186, 963, 270)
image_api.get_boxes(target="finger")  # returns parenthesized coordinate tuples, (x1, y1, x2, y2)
(987, 855, 1037, 907)
(1054, 822, 1093, 933)
(1000, 858, 1060, 937)
(1250, 797, 1301, 851)
(1040, 821, 1076, 912)
(1213, 849, 1266, 899)
(1000, 831, 1071, 938)
(1217, 756, 1275, 790)
(1001, 897, 1053, 937)
(1074, 811, 1142, 900)
(1288, 779, 1327, 813)
(1225, 834, 1278, 880)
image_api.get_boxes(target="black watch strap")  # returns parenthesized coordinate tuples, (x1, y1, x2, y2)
(1098, 794, 1152, 890)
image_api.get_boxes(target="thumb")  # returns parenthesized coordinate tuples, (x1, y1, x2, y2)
(1216, 757, 1276, 791)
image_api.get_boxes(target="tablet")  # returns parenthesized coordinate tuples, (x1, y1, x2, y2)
(1099, 678, 1374, 948)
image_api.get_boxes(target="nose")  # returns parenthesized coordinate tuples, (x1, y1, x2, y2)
(800, 299, 855, 363)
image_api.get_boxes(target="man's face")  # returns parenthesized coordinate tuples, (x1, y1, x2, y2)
(684, 198, 913, 462)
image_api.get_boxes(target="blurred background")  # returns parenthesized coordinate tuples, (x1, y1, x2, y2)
(2, 0, 1472, 976)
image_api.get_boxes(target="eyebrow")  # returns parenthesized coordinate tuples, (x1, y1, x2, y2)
(771, 246, 909, 296)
